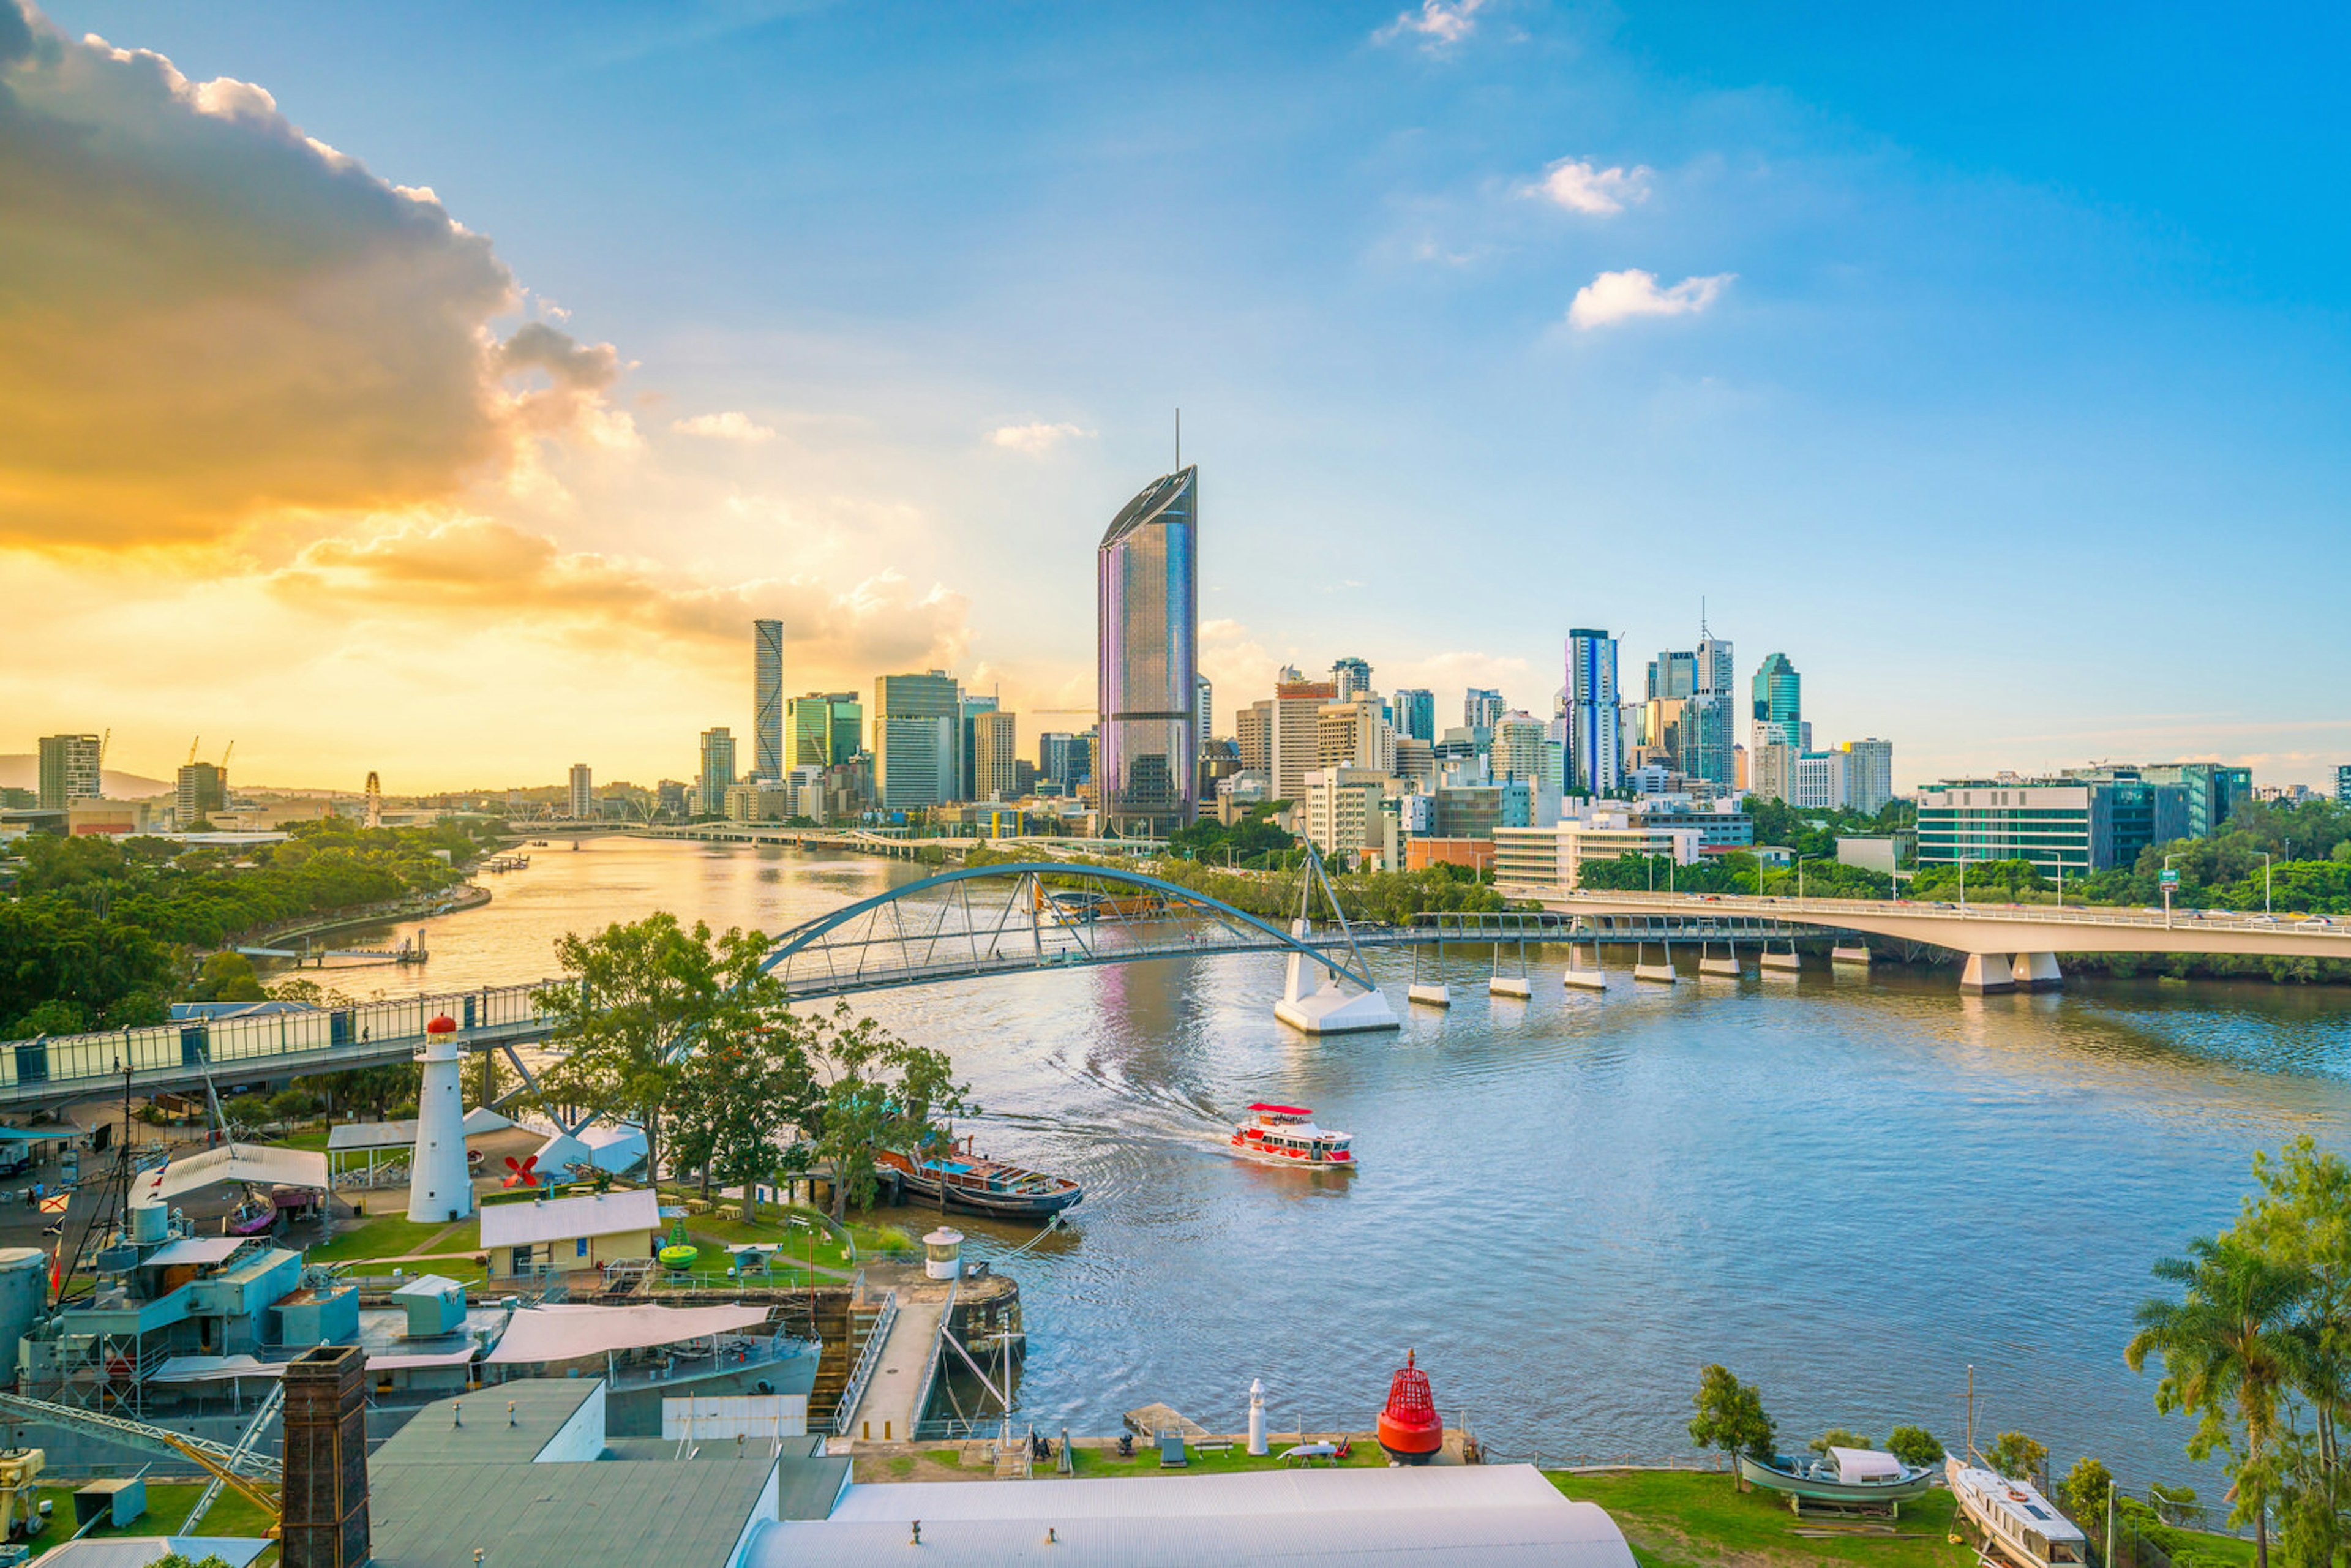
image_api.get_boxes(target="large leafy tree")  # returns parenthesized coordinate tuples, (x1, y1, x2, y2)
(2127, 1233, 2314, 1568)
(532, 912, 727, 1180)
(805, 1003, 972, 1221)
(664, 930, 819, 1221)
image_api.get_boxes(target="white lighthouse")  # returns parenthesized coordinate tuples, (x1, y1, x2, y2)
(407, 1013, 475, 1224)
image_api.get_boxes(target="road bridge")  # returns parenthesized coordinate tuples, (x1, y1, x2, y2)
(10, 872, 2341, 1109)
(1536, 889, 2351, 991)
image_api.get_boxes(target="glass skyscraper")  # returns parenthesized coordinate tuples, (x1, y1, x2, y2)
(1098, 465, 1198, 836)
(752, 619, 784, 781)
(1750, 652, 1801, 749)
(1392, 688, 1436, 745)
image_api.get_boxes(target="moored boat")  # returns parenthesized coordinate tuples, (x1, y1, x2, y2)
(1228, 1103, 1355, 1169)
(1947, 1456, 2088, 1567)
(876, 1138, 1082, 1221)
(1736, 1447, 1939, 1512)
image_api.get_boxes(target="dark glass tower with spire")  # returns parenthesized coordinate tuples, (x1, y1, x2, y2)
(1097, 466, 1199, 836)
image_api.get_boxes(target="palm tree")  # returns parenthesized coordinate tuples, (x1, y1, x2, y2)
(2126, 1234, 2315, 1568)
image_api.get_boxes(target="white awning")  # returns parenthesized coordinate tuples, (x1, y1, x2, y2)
(152, 1355, 282, 1384)
(484, 1302, 771, 1365)
(144, 1144, 329, 1203)
(141, 1238, 248, 1269)
(389, 1273, 465, 1301)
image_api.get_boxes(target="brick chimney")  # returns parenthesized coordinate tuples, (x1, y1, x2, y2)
(281, 1343, 370, 1568)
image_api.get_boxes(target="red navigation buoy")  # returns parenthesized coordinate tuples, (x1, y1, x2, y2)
(1376, 1348, 1443, 1465)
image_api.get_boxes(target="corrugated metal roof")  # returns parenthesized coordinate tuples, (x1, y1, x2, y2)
(371, 1379, 596, 1466)
(479, 1186, 659, 1248)
(148, 1143, 328, 1200)
(370, 1457, 776, 1568)
(749, 1465, 1633, 1567)
(328, 1119, 418, 1151)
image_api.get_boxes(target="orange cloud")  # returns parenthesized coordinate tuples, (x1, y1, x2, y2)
(271, 514, 972, 673)
(0, 1, 624, 548)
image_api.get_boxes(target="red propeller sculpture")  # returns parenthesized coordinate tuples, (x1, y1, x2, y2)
(502, 1153, 541, 1189)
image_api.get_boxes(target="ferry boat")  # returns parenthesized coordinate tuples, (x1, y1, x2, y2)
(1736, 1447, 1939, 1512)
(1229, 1104, 1355, 1169)
(1947, 1455, 2089, 1567)
(875, 1137, 1083, 1221)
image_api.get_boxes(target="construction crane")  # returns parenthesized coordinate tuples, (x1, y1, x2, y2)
(186, 737, 201, 767)
(98, 729, 110, 770)
(219, 740, 234, 770)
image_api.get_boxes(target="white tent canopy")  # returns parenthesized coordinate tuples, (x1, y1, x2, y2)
(143, 1144, 328, 1204)
(1830, 1447, 1907, 1484)
(485, 1302, 771, 1365)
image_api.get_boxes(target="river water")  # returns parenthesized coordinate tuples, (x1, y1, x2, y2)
(317, 836, 2351, 1484)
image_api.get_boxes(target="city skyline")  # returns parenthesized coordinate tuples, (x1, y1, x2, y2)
(6, 1, 2347, 790)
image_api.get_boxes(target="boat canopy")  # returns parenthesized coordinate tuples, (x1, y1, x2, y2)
(1829, 1447, 1906, 1485)
(1247, 1103, 1313, 1116)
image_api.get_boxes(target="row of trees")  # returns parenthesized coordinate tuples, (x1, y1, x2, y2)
(531, 913, 968, 1220)
(2126, 1138, 2351, 1568)
(1686, 1363, 1949, 1471)
(2, 819, 500, 1038)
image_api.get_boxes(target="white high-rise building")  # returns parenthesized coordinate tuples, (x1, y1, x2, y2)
(568, 763, 593, 820)
(1793, 749, 1850, 811)
(1841, 738, 1895, 814)
(1565, 629, 1621, 795)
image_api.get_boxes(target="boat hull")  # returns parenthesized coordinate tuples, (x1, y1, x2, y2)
(879, 1157, 1082, 1221)
(1738, 1454, 1938, 1506)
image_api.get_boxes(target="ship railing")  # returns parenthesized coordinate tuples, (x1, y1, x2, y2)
(822, 1289, 898, 1436)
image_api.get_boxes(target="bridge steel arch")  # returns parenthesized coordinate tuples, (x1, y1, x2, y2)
(758, 861, 1381, 999)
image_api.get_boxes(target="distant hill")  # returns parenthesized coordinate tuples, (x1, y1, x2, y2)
(0, 756, 171, 799)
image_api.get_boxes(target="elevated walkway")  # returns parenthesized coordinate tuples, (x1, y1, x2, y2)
(836, 1286, 948, 1446)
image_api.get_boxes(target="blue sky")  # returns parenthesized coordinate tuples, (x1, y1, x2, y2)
(17, 1, 2350, 788)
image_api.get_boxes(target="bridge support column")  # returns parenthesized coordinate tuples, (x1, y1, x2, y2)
(2011, 951, 2063, 992)
(1958, 953, 2015, 994)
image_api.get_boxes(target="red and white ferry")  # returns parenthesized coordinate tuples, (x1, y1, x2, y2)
(1229, 1104, 1355, 1169)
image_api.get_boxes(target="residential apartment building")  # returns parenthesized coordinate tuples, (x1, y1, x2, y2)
(697, 727, 736, 816)
(1792, 749, 1848, 811)
(1392, 688, 1436, 745)
(1330, 657, 1373, 702)
(37, 733, 102, 811)
(176, 761, 228, 824)
(971, 710, 1020, 801)
(1464, 688, 1505, 732)
(1565, 629, 1621, 795)
(1236, 700, 1272, 773)
(1491, 713, 1550, 788)
(1301, 766, 1388, 864)
(1840, 738, 1895, 815)
(1316, 696, 1393, 774)
(1271, 675, 1338, 803)
(568, 763, 593, 820)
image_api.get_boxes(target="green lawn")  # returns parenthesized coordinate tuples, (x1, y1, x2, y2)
(1548, 1469, 1976, 1568)
(303, 1214, 476, 1264)
(28, 1480, 277, 1558)
(1545, 1469, 2258, 1568)
(1071, 1438, 1389, 1477)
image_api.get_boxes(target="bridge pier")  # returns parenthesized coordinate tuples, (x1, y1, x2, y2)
(1959, 953, 2014, 994)
(2011, 951, 2063, 992)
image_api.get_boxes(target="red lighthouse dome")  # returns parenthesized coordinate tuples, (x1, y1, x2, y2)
(1376, 1349, 1443, 1465)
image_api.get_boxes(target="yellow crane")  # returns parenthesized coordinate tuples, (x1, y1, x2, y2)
(186, 736, 201, 767)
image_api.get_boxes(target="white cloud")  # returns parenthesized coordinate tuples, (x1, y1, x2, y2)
(1375, 0, 1485, 52)
(1567, 269, 1735, 329)
(1523, 157, 1651, 216)
(672, 411, 776, 443)
(988, 421, 1091, 454)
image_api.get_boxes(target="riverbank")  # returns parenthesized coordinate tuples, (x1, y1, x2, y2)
(225, 879, 491, 958)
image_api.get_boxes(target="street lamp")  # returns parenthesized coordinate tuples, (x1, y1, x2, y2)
(2260, 850, 2273, 916)
(2161, 852, 2178, 928)
(1796, 855, 1815, 904)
